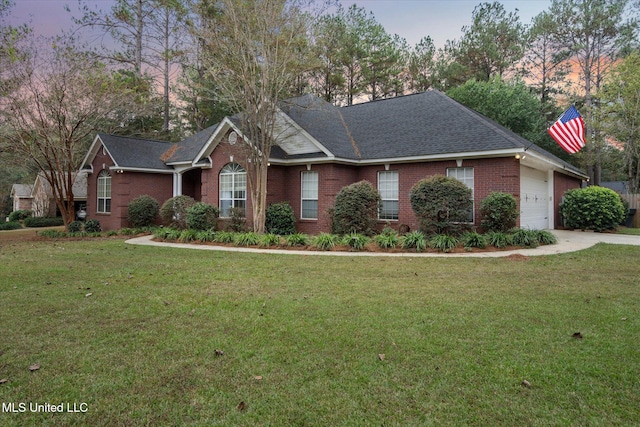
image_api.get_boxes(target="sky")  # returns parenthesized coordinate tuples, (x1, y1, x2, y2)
(8, 0, 552, 48)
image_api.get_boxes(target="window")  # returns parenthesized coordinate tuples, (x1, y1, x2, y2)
(378, 171, 399, 220)
(97, 170, 111, 213)
(447, 167, 474, 222)
(301, 171, 318, 219)
(219, 163, 246, 217)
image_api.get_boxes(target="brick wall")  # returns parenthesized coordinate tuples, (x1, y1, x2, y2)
(553, 171, 582, 227)
(88, 145, 173, 230)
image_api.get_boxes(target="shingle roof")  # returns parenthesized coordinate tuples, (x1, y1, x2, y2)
(165, 124, 218, 164)
(98, 134, 174, 171)
(11, 183, 33, 198)
(280, 91, 584, 176)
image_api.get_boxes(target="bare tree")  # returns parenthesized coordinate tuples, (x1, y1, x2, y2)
(197, 0, 324, 233)
(0, 38, 142, 228)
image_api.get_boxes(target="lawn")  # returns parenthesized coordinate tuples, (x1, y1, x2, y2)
(1, 237, 639, 426)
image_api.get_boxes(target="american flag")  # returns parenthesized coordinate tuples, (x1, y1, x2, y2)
(548, 106, 586, 154)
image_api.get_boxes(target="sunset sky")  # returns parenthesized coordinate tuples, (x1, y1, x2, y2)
(9, 0, 552, 48)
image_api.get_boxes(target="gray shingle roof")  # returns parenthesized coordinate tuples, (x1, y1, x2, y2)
(165, 124, 218, 164)
(98, 134, 174, 171)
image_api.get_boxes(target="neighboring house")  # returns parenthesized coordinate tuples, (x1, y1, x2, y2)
(10, 184, 34, 212)
(80, 90, 587, 232)
(10, 172, 88, 217)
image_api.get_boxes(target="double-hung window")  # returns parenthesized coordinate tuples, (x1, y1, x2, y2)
(301, 171, 318, 219)
(446, 167, 474, 222)
(97, 170, 111, 213)
(219, 163, 246, 217)
(378, 171, 399, 220)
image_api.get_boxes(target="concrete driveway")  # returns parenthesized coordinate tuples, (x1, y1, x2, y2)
(126, 229, 640, 258)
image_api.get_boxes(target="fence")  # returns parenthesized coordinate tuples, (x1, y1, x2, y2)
(621, 194, 640, 227)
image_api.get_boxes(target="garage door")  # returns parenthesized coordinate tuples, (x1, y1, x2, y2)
(520, 166, 549, 229)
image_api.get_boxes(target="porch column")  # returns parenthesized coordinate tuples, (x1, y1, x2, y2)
(173, 171, 183, 197)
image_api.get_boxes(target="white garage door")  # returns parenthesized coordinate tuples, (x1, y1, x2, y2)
(520, 166, 549, 230)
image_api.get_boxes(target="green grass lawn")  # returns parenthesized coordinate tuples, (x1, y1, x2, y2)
(1, 238, 639, 426)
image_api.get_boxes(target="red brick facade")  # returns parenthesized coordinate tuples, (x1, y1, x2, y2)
(89, 137, 580, 232)
(86, 146, 173, 230)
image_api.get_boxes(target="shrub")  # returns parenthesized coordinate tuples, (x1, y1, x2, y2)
(23, 217, 64, 227)
(402, 231, 428, 252)
(187, 202, 219, 231)
(510, 228, 539, 248)
(285, 233, 309, 247)
(0, 221, 22, 231)
(430, 234, 459, 252)
(535, 230, 557, 245)
(374, 227, 400, 249)
(259, 233, 281, 247)
(68, 220, 84, 232)
(227, 207, 247, 232)
(160, 195, 196, 230)
(341, 233, 370, 250)
(480, 192, 519, 233)
(84, 219, 101, 233)
(461, 231, 486, 249)
(127, 195, 160, 228)
(8, 210, 32, 222)
(486, 231, 511, 248)
(265, 202, 296, 235)
(561, 186, 626, 231)
(409, 175, 473, 234)
(332, 181, 382, 236)
(234, 232, 259, 247)
(313, 233, 339, 251)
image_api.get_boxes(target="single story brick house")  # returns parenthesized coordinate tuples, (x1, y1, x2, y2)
(79, 90, 587, 232)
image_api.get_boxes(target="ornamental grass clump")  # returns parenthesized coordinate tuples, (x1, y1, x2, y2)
(402, 231, 428, 252)
(342, 233, 370, 250)
(461, 231, 486, 249)
(510, 228, 539, 248)
(259, 233, 281, 247)
(486, 231, 511, 248)
(374, 227, 400, 249)
(535, 230, 557, 245)
(430, 234, 459, 253)
(285, 233, 309, 247)
(214, 231, 235, 244)
(234, 232, 260, 247)
(313, 233, 340, 251)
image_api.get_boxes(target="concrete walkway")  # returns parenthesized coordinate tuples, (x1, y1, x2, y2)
(125, 229, 640, 258)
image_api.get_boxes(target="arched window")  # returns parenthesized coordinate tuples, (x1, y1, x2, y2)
(97, 170, 111, 213)
(219, 163, 246, 217)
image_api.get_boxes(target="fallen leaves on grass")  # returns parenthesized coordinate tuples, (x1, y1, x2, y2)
(572, 332, 583, 339)
(29, 364, 40, 372)
(522, 379, 532, 388)
(0, 378, 8, 384)
(237, 401, 246, 411)
(378, 354, 385, 361)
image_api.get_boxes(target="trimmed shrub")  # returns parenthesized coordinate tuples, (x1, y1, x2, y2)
(561, 186, 626, 231)
(8, 210, 32, 222)
(84, 219, 101, 233)
(68, 220, 83, 232)
(160, 195, 196, 230)
(480, 192, 519, 233)
(127, 195, 160, 228)
(409, 175, 473, 235)
(332, 181, 382, 236)
(227, 207, 247, 232)
(0, 221, 22, 231)
(23, 217, 64, 227)
(402, 231, 428, 252)
(313, 233, 340, 251)
(265, 202, 296, 235)
(187, 202, 219, 231)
